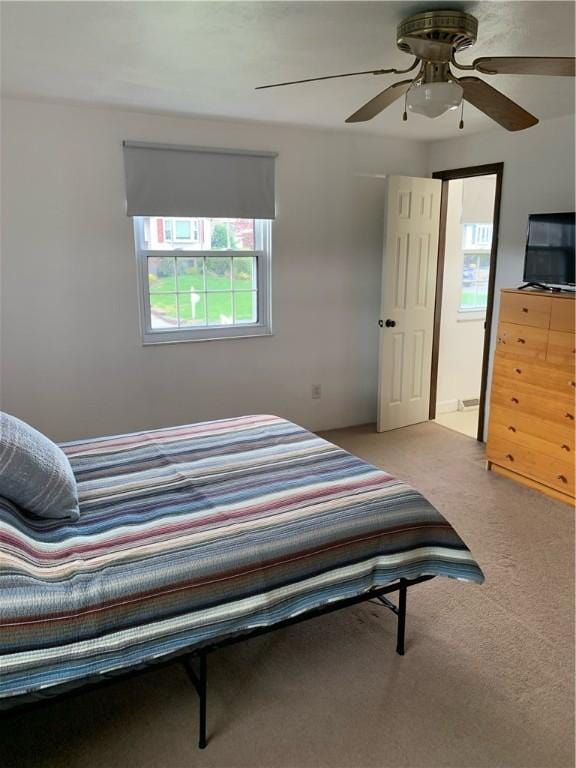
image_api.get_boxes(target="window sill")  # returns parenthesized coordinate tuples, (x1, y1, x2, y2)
(457, 310, 486, 323)
(142, 326, 273, 345)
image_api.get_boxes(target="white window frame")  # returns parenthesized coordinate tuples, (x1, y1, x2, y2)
(134, 218, 272, 344)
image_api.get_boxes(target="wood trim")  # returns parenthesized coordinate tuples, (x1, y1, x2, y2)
(478, 163, 504, 442)
(429, 162, 504, 443)
(432, 163, 504, 181)
(429, 179, 449, 420)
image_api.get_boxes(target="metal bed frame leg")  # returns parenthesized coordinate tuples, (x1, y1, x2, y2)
(183, 652, 208, 749)
(371, 578, 410, 655)
(198, 653, 207, 749)
(7, 576, 434, 751)
(396, 579, 407, 656)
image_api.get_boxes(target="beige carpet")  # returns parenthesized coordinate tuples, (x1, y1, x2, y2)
(1, 422, 574, 768)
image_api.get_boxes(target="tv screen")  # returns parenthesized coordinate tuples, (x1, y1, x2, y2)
(524, 212, 575, 286)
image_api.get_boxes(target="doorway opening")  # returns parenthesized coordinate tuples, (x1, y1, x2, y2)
(429, 164, 503, 442)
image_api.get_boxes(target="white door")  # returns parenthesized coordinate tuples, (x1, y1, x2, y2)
(377, 176, 442, 432)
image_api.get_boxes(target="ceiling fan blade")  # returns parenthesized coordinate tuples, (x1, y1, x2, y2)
(255, 68, 394, 90)
(459, 77, 539, 131)
(472, 56, 576, 76)
(345, 79, 413, 123)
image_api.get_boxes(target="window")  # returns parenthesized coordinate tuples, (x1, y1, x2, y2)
(123, 141, 276, 342)
(463, 222, 493, 249)
(460, 252, 490, 311)
(135, 217, 272, 343)
(459, 222, 493, 313)
(160, 218, 199, 244)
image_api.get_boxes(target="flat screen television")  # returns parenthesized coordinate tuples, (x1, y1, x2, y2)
(523, 212, 575, 287)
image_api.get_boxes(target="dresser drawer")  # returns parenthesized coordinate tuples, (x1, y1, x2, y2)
(489, 405, 575, 461)
(491, 380, 575, 424)
(547, 330, 576, 369)
(550, 298, 575, 332)
(496, 322, 548, 361)
(499, 292, 552, 328)
(487, 436, 575, 496)
(493, 357, 576, 397)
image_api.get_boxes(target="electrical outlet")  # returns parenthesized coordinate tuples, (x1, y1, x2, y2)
(311, 384, 321, 400)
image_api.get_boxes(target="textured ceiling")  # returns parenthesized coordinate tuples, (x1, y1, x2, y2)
(1, 1, 574, 140)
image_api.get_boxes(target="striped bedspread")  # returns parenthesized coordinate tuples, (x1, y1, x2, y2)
(0, 415, 483, 704)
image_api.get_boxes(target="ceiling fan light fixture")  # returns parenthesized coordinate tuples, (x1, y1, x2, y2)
(406, 80, 464, 118)
(256, 8, 574, 132)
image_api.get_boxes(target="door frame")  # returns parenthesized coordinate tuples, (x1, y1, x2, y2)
(428, 162, 504, 442)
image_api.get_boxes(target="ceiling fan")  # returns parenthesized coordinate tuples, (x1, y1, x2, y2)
(256, 9, 575, 131)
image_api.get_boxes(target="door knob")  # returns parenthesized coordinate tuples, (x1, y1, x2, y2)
(385, 319, 396, 328)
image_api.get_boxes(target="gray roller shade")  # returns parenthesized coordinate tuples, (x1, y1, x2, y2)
(123, 141, 277, 219)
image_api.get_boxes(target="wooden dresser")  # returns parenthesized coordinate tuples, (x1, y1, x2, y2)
(486, 289, 576, 505)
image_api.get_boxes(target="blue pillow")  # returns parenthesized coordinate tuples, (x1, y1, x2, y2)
(0, 412, 80, 521)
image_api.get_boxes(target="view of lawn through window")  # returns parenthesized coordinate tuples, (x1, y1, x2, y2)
(148, 255, 257, 328)
(140, 217, 260, 329)
(460, 223, 493, 312)
(460, 253, 490, 310)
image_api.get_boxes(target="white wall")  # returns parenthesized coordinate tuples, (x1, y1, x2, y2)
(2, 101, 573, 443)
(436, 176, 495, 413)
(429, 114, 576, 431)
(436, 179, 480, 412)
(0, 98, 428, 441)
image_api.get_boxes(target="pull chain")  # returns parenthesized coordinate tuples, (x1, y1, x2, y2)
(403, 90, 408, 122)
(459, 100, 464, 130)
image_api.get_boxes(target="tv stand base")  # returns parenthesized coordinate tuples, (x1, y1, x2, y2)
(517, 282, 553, 291)
(517, 283, 576, 293)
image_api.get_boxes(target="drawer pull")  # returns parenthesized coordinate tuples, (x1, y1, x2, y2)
(557, 474, 568, 484)
(508, 426, 517, 432)
(511, 397, 519, 404)
(561, 444, 570, 452)
(566, 413, 575, 420)
(514, 368, 522, 374)
(571, 381, 575, 388)
(517, 338, 526, 344)
(521, 307, 528, 313)
(505, 453, 514, 462)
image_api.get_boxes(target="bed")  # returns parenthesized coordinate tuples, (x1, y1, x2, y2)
(0, 414, 483, 747)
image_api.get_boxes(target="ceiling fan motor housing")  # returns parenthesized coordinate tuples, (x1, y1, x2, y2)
(397, 10, 478, 62)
